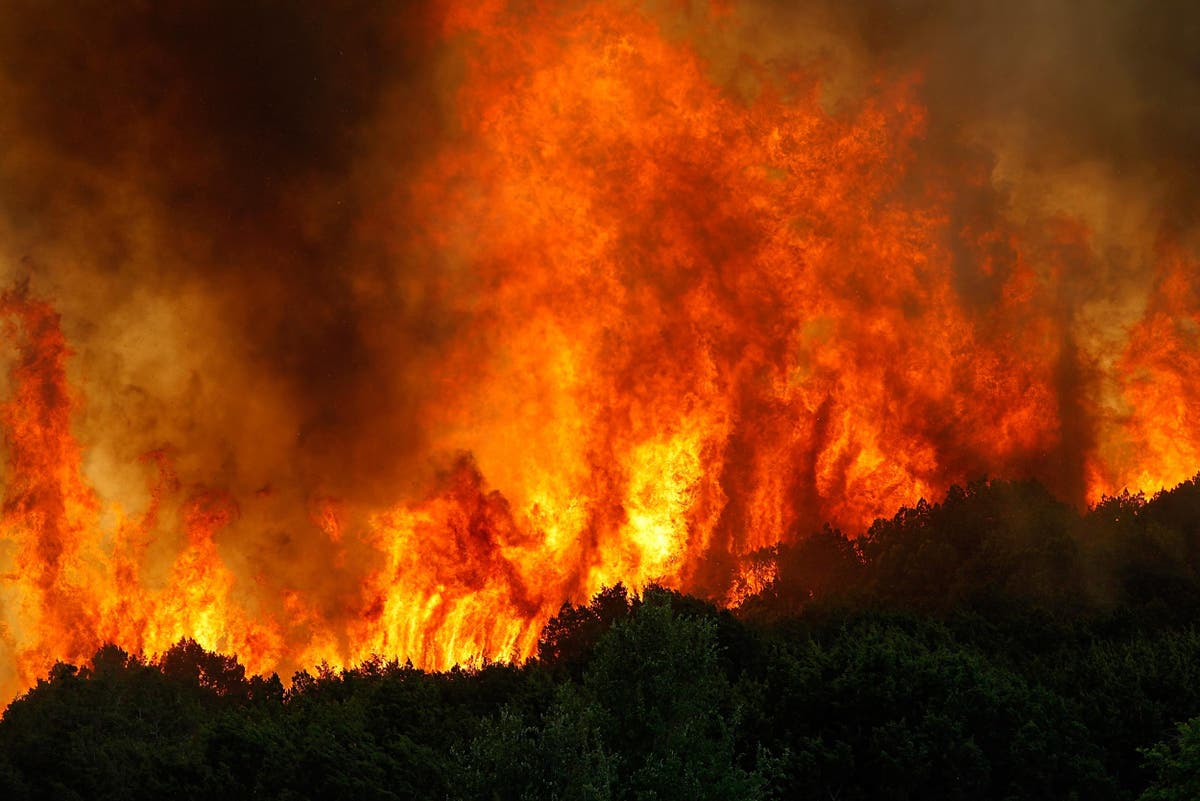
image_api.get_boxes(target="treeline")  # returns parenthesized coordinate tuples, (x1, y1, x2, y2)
(742, 476, 1200, 620)
(4, 477, 1200, 799)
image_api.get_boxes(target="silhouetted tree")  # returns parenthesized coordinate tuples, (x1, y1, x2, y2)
(536, 584, 632, 677)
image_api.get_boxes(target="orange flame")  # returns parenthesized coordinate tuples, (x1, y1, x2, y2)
(0, 0, 1197, 702)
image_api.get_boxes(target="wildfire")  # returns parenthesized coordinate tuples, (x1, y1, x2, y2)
(0, 0, 1197, 702)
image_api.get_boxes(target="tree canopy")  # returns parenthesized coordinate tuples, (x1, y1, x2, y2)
(6, 475, 1200, 799)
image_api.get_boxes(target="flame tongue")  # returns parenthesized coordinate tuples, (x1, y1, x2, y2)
(0, 292, 286, 687)
(0, 294, 101, 688)
(0, 0, 1198, 701)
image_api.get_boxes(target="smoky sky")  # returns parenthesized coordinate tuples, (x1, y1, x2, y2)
(0, 0, 459, 504)
(845, 0, 1200, 214)
(0, 0, 1197, 511)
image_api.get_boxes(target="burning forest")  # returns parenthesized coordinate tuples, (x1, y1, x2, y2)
(0, 0, 1198, 709)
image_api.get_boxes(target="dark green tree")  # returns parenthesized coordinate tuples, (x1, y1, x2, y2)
(1140, 716, 1200, 801)
(584, 588, 763, 801)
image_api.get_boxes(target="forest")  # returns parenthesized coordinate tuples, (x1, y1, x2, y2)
(4, 476, 1200, 800)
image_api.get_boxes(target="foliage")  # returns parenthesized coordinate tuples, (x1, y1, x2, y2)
(5, 475, 1200, 799)
(1140, 717, 1200, 801)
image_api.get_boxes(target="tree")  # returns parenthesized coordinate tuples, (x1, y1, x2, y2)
(1140, 716, 1200, 801)
(584, 588, 763, 801)
(537, 584, 632, 677)
(456, 685, 615, 801)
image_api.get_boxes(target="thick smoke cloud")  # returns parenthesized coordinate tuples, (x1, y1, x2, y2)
(0, 0, 461, 510)
(849, 0, 1200, 232)
(737, 1, 1200, 191)
(692, 0, 1200, 260)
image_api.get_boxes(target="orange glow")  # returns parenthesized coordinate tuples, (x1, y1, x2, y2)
(0, 0, 1197, 702)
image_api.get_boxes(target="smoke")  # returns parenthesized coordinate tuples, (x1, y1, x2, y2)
(3, 0, 1196, 505)
(858, 0, 1200, 498)
(728, 0, 1200, 216)
(0, 0, 1197, 674)
(690, 0, 1199, 500)
(0, 0, 462, 511)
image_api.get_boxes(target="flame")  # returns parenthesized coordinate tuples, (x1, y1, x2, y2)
(1104, 241, 1200, 495)
(0, 0, 1198, 701)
